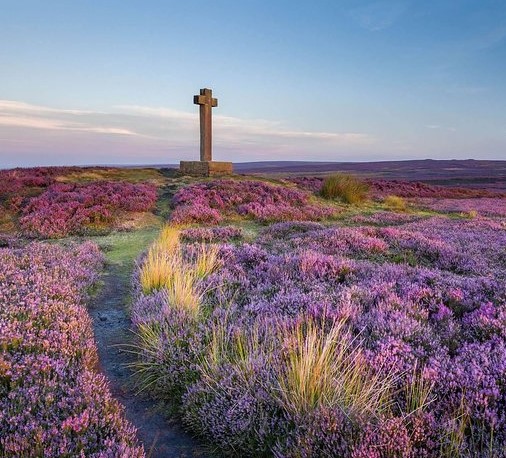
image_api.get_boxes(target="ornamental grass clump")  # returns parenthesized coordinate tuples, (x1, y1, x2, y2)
(276, 317, 395, 419)
(384, 194, 408, 212)
(320, 173, 369, 204)
(139, 225, 220, 315)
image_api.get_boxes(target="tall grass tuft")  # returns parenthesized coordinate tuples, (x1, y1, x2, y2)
(193, 243, 221, 279)
(156, 224, 183, 251)
(320, 173, 369, 204)
(403, 365, 435, 416)
(139, 224, 219, 316)
(164, 268, 202, 316)
(440, 395, 470, 457)
(140, 246, 179, 294)
(276, 317, 395, 418)
(384, 195, 407, 212)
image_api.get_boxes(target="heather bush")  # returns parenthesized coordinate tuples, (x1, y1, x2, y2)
(320, 173, 369, 204)
(0, 242, 144, 456)
(415, 197, 506, 217)
(291, 176, 506, 200)
(349, 211, 422, 226)
(20, 181, 157, 238)
(369, 179, 506, 199)
(170, 179, 338, 225)
(181, 225, 243, 242)
(131, 196, 506, 455)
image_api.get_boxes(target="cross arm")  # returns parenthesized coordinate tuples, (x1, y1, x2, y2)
(194, 95, 218, 107)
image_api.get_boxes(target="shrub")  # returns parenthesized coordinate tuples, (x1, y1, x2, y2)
(170, 179, 338, 225)
(131, 208, 506, 456)
(20, 181, 157, 238)
(0, 242, 144, 456)
(416, 198, 506, 217)
(291, 176, 506, 200)
(181, 226, 243, 243)
(384, 194, 407, 211)
(320, 173, 369, 204)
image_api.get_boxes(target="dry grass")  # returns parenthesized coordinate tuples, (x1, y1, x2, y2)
(404, 365, 435, 417)
(320, 173, 369, 205)
(57, 167, 167, 185)
(164, 268, 202, 315)
(140, 246, 179, 294)
(200, 318, 277, 390)
(384, 195, 407, 211)
(156, 224, 184, 252)
(140, 224, 220, 316)
(193, 243, 221, 279)
(276, 317, 395, 418)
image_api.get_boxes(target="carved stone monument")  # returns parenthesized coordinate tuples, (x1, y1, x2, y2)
(180, 88, 233, 177)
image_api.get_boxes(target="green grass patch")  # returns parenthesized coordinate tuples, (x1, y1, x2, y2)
(91, 227, 162, 275)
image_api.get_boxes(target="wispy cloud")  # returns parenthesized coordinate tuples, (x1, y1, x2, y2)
(0, 100, 374, 166)
(426, 124, 456, 132)
(0, 101, 140, 136)
(349, 1, 409, 32)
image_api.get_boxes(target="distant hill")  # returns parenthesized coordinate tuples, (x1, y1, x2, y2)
(134, 159, 505, 189)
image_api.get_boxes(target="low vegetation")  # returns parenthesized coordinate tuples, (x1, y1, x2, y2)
(291, 175, 506, 199)
(0, 242, 143, 456)
(2, 167, 506, 457)
(320, 173, 370, 204)
(384, 194, 408, 211)
(132, 189, 506, 455)
(21, 181, 157, 238)
(170, 179, 338, 224)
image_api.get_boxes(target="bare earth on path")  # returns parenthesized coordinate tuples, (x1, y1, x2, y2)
(89, 262, 211, 458)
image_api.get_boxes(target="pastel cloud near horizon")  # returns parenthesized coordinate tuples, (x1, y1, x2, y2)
(0, 100, 374, 168)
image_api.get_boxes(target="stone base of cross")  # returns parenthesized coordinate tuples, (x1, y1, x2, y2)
(179, 160, 233, 177)
(179, 88, 233, 177)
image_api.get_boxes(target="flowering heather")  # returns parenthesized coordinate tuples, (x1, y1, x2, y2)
(170, 179, 338, 224)
(0, 242, 144, 457)
(290, 176, 506, 199)
(349, 211, 424, 226)
(368, 179, 506, 199)
(132, 208, 506, 456)
(181, 225, 243, 242)
(415, 197, 506, 217)
(20, 181, 157, 238)
(0, 167, 64, 196)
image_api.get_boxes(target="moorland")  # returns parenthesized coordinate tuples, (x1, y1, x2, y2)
(1, 162, 505, 457)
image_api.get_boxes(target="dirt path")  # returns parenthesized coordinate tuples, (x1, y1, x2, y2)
(90, 262, 210, 457)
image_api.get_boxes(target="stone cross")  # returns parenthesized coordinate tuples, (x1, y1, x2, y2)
(194, 88, 218, 162)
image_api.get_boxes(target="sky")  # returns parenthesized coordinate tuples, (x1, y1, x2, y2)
(1, 0, 505, 168)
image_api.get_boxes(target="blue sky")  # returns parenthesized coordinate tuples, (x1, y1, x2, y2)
(1, 0, 505, 167)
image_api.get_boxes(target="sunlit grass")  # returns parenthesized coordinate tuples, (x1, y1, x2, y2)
(320, 173, 370, 205)
(193, 243, 220, 279)
(403, 365, 435, 417)
(384, 194, 407, 212)
(156, 224, 183, 252)
(140, 224, 220, 316)
(140, 246, 180, 294)
(276, 317, 396, 418)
